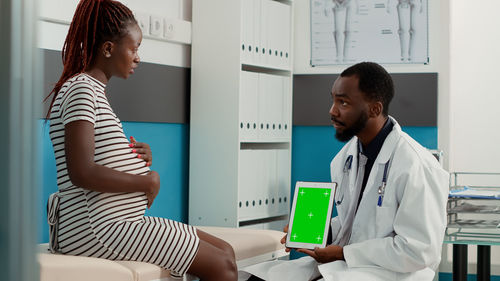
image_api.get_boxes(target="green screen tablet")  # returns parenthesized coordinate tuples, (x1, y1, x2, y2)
(285, 181, 336, 250)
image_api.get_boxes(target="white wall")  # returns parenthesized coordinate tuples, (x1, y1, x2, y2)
(448, 0, 500, 174)
(38, 0, 192, 67)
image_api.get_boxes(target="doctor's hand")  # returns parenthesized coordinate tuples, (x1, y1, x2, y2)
(280, 224, 292, 253)
(129, 136, 153, 167)
(297, 245, 344, 263)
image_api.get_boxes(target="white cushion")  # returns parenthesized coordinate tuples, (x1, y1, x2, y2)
(38, 244, 135, 281)
(197, 226, 286, 261)
(38, 227, 286, 281)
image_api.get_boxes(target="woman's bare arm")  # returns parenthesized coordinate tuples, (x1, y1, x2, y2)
(64, 120, 159, 206)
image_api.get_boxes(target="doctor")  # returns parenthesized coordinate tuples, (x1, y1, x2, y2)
(244, 62, 448, 281)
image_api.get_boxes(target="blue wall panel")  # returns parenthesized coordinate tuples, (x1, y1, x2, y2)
(39, 120, 190, 243)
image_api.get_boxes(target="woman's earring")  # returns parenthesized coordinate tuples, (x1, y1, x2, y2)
(105, 52, 111, 58)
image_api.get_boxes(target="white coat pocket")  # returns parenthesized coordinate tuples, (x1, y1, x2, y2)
(375, 206, 396, 237)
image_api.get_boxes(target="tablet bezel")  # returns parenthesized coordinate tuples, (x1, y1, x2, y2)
(285, 181, 336, 250)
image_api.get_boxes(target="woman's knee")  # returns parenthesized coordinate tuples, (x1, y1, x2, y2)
(189, 239, 237, 281)
(218, 253, 238, 280)
(220, 239, 236, 259)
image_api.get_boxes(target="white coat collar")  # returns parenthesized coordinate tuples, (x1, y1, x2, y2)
(374, 116, 402, 164)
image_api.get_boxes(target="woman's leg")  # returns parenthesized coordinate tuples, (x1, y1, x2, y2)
(187, 229, 237, 281)
(196, 229, 236, 260)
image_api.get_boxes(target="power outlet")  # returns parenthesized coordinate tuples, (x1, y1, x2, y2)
(164, 18, 175, 39)
(135, 12, 150, 35)
(149, 15, 162, 37)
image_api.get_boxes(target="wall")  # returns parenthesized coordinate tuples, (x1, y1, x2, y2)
(38, 0, 192, 68)
(448, 0, 500, 173)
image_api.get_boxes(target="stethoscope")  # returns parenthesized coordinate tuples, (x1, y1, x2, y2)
(333, 155, 353, 206)
(334, 155, 391, 207)
(377, 160, 390, 207)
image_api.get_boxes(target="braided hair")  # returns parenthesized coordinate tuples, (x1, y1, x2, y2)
(45, 0, 137, 118)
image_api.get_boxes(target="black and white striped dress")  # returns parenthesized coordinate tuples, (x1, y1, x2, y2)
(48, 73, 199, 278)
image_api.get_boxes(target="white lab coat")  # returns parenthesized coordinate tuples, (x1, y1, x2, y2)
(242, 118, 449, 281)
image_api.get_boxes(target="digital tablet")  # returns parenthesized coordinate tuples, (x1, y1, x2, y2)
(285, 181, 336, 250)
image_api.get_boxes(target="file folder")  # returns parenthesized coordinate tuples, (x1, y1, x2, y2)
(251, 0, 261, 65)
(276, 149, 290, 215)
(258, 0, 268, 66)
(238, 149, 252, 220)
(239, 71, 259, 141)
(241, 0, 253, 64)
(282, 76, 291, 139)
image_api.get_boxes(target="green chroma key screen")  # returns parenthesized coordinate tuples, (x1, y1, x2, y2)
(290, 187, 331, 244)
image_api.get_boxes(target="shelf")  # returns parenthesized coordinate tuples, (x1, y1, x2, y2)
(447, 219, 500, 229)
(240, 142, 291, 149)
(446, 172, 500, 243)
(190, 0, 293, 229)
(241, 64, 291, 75)
(448, 202, 500, 214)
(239, 214, 289, 227)
(444, 229, 500, 246)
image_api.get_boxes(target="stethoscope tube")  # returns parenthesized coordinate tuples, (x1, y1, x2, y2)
(334, 154, 391, 207)
(377, 160, 390, 207)
(334, 155, 353, 206)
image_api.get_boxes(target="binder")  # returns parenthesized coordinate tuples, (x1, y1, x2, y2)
(276, 148, 290, 215)
(264, 149, 278, 217)
(283, 3, 291, 69)
(239, 71, 250, 140)
(277, 2, 291, 69)
(282, 76, 291, 139)
(249, 72, 259, 140)
(241, 148, 265, 221)
(239, 71, 259, 141)
(253, 0, 262, 65)
(238, 149, 252, 220)
(266, 0, 279, 68)
(258, 0, 268, 66)
(257, 73, 268, 140)
(255, 149, 269, 219)
(268, 74, 283, 140)
(240, 0, 253, 64)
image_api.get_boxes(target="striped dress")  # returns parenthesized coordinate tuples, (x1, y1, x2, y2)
(48, 73, 199, 278)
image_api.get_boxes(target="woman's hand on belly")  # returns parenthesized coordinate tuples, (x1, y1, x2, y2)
(130, 136, 153, 167)
(145, 171, 160, 208)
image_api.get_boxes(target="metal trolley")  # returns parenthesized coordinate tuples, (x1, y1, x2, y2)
(445, 172, 500, 281)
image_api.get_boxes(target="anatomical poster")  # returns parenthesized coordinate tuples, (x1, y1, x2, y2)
(310, 0, 428, 66)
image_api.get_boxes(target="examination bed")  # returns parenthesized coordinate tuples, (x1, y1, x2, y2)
(38, 226, 287, 281)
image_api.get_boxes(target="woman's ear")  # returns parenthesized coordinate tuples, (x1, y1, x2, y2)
(102, 41, 114, 58)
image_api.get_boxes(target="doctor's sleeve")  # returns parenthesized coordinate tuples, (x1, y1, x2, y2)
(342, 165, 448, 273)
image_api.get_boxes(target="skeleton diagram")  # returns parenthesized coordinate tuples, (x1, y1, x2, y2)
(324, 0, 358, 62)
(388, 0, 423, 61)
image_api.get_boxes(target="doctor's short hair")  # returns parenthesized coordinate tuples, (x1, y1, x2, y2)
(341, 62, 394, 116)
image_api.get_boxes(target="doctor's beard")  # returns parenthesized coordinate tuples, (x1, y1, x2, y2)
(334, 110, 369, 142)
